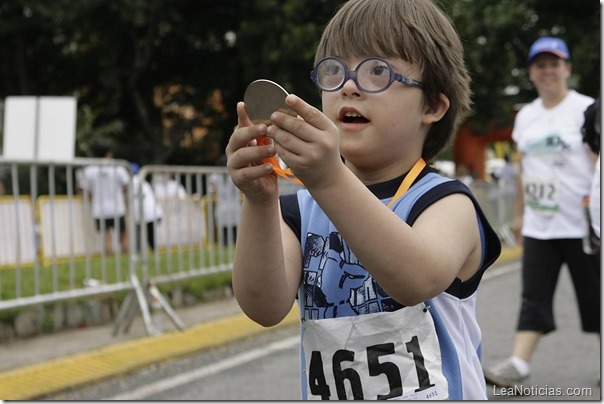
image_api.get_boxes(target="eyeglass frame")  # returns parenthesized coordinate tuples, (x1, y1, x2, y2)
(310, 56, 425, 93)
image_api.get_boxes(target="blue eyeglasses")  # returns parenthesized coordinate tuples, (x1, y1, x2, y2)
(310, 57, 424, 93)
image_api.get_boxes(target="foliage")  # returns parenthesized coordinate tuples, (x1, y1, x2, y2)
(0, 0, 600, 162)
(443, 0, 601, 133)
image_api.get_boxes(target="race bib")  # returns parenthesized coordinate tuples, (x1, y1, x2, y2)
(523, 176, 559, 216)
(301, 305, 448, 400)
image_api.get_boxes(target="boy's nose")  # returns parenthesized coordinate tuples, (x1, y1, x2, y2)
(341, 77, 362, 97)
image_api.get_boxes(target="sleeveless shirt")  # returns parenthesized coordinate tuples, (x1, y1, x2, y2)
(280, 166, 501, 399)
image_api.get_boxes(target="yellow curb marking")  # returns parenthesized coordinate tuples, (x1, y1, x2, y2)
(0, 306, 299, 400)
(494, 245, 522, 265)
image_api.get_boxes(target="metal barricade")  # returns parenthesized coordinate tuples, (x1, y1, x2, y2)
(0, 157, 304, 336)
(0, 158, 138, 309)
(113, 165, 302, 335)
(129, 165, 235, 285)
(128, 165, 302, 286)
(469, 179, 518, 247)
(1, 157, 516, 337)
(111, 165, 236, 335)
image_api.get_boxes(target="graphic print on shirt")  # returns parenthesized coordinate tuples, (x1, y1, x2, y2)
(524, 133, 570, 156)
(302, 231, 403, 320)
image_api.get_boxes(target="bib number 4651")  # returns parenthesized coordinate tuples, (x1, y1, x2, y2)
(308, 336, 435, 400)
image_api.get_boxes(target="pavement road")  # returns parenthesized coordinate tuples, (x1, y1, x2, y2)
(479, 261, 601, 401)
(42, 258, 601, 401)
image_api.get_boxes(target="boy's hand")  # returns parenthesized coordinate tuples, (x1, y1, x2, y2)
(267, 94, 342, 189)
(225, 102, 279, 203)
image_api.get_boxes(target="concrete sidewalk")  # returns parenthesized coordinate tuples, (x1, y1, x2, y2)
(0, 247, 522, 400)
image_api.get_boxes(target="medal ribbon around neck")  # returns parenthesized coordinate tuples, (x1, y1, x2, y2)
(386, 158, 426, 209)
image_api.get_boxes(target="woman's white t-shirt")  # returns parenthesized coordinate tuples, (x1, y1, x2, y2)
(513, 90, 595, 239)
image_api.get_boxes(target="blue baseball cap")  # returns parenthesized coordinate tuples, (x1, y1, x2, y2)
(527, 37, 570, 65)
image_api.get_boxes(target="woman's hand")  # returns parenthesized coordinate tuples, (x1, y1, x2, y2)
(225, 102, 279, 203)
(267, 94, 342, 189)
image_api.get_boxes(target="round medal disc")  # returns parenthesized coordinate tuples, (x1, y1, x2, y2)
(243, 79, 302, 185)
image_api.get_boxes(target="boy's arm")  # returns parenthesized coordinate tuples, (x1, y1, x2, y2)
(231, 193, 302, 327)
(227, 101, 302, 327)
(308, 167, 481, 307)
(267, 96, 482, 307)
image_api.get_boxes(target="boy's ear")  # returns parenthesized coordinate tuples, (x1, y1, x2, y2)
(422, 93, 450, 125)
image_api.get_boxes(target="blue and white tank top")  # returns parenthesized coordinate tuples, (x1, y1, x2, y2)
(280, 166, 501, 400)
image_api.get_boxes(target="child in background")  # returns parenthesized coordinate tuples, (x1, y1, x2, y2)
(130, 163, 163, 252)
(80, 141, 129, 255)
(226, 0, 501, 399)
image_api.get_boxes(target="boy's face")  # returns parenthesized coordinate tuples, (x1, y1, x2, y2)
(320, 56, 429, 177)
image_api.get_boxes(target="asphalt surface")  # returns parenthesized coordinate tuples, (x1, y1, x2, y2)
(0, 296, 298, 400)
(478, 260, 601, 400)
(0, 246, 583, 400)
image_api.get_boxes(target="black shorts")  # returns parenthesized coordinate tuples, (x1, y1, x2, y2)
(517, 237, 600, 334)
(95, 216, 126, 233)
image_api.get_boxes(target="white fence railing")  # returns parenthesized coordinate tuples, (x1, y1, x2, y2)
(0, 158, 513, 335)
(468, 180, 518, 248)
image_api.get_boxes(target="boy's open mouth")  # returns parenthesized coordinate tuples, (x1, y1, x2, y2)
(341, 111, 369, 124)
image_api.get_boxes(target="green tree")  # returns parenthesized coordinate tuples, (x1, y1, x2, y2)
(444, 0, 600, 133)
(0, 0, 600, 164)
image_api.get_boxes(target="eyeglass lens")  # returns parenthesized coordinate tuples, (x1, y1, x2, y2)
(316, 58, 393, 92)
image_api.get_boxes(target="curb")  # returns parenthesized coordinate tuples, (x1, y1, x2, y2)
(494, 245, 522, 266)
(0, 306, 299, 400)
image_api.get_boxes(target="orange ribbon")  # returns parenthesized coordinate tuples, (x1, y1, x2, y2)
(257, 135, 303, 185)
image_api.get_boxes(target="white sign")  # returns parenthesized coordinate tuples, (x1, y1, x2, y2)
(2, 96, 77, 161)
(3, 97, 36, 160)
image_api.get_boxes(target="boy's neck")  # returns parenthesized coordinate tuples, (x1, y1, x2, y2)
(347, 156, 423, 186)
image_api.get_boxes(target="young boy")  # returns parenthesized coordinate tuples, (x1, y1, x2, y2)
(226, 0, 501, 399)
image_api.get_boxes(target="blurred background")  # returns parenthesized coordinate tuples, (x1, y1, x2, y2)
(0, 0, 600, 175)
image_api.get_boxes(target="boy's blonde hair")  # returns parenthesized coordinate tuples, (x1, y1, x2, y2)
(315, 0, 471, 161)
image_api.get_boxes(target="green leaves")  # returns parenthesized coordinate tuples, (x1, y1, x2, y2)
(0, 0, 599, 162)
(441, 0, 600, 133)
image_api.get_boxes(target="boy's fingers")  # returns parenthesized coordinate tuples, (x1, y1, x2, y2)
(231, 141, 275, 167)
(282, 94, 333, 131)
(227, 124, 268, 153)
(236, 102, 253, 129)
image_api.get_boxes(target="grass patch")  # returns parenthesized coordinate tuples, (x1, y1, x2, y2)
(0, 245, 234, 305)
